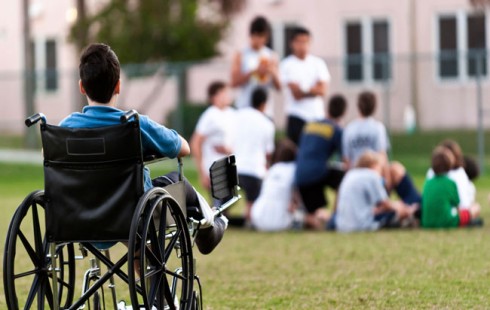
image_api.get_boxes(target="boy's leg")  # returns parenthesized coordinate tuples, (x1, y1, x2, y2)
(390, 162, 421, 205)
(238, 174, 262, 222)
(286, 115, 306, 145)
(152, 172, 227, 255)
(298, 181, 329, 230)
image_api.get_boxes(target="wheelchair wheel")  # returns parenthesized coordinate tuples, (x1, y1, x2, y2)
(3, 190, 76, 309)
(128, 187, 194, 310)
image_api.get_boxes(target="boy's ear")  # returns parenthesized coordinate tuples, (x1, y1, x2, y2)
(79, 80, 86, 95)
(114, 80, 121, 95)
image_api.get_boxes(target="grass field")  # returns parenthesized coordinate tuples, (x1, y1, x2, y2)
(1, 131, 490, 309)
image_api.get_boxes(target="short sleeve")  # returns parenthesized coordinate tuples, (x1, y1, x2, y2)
(450, 180, 460, 206)
(341, 127, 350, 160)
(316, 58, 331, 82)
(140, 116, 182, 158)
(265, 123, 275, 154)
(195, 108, 215, 137)
(376, 123, 390, 152)
(369, 174, 388, 205)
(279, 59, 292, 84)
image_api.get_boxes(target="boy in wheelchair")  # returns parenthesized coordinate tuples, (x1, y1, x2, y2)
(61, 43, 227, 255)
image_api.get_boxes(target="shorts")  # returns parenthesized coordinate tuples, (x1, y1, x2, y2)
(298, 168, 345, 214)
(238, 174, 262, 202)
(286, 115, 306, 145)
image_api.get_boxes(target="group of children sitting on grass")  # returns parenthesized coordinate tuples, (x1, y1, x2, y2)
(249, 94, 484, 232)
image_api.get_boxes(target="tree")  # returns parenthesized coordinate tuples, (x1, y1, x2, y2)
(469, 0, 490, 10)
(70, 0, 246, 64)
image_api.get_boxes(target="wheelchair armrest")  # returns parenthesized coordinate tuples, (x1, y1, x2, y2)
(143, 154, 168, 164)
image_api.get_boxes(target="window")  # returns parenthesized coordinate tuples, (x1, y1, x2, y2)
(437, 13, 487, 80)
(269, 23, 298, 59)
(346, 22, 363, 81)
(344, 18, 390, 83)
(439, 16, 458, 78)
(467, 14, 487, 77)
(372, 20, 390, 80)
(45, 39, 57, 91)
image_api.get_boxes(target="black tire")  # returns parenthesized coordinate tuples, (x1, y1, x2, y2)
(128, 187, 194, 310)
(3, 190, 76, 309)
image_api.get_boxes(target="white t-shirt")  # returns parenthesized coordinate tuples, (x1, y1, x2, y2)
(342, 117, 390, 165)
(426, 167, 475, 209)
(279, 54, 331, 122)
(251, 162, 296, 231)
(195, 106, 236, 175)
(233, 107, 275, 178)
(235, 46, 276, 115)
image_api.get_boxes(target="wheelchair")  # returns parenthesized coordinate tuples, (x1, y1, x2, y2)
(3, 110, 240, 310)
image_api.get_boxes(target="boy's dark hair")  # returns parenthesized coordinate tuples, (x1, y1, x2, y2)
(463, 155, 479, 180)
(440, 139, 464, 169)
(328, 94, 347, 119)
(432, 146, 454, 175)
(250, 16, 271, 35)
(357, 91, 376, 117)
(271, 139, 297, 165)
(79, 43, 120, 104)
(290, 26, 311, 42)
(251, 87, 268, 109)
(207, 81, 226, 102)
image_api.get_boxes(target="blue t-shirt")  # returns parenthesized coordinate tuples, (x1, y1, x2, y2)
(59, 105, 182, 191)
(295, 119, 342, 186)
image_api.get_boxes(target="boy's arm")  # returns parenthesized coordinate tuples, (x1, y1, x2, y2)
(231, 52, 253, 87)
(178, 135, 190, 157)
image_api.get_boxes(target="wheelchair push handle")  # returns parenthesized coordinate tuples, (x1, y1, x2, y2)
(25, 113, 47, 127)
(120, 109, 139, 123)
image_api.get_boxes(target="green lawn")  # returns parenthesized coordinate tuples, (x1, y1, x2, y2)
(2, 131, 490, 309)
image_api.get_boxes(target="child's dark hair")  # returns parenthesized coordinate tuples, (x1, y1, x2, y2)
(290, 26, 311, 41)
(79, 43, 120, 104)
(207, 81, 226, 102)
(431, 146, 454, 175)
(357, 91, 376, 117)
(440, 139, 464, 169)
(250, 16, 270, 35)
(271, 139, 297, 165)
(463, 155, 480, 180)
(252, 87, 268, 109)
(328, 94, 347, 119)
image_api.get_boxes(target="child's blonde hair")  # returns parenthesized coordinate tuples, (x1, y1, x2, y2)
(356, 151, 382, 169)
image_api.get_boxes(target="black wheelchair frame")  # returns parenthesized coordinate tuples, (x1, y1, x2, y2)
(3, 110, 240, 310)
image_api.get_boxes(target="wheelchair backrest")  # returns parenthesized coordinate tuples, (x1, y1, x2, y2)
(41, 120, 144, 243)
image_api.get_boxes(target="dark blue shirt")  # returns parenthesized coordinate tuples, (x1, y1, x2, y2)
(295, 119, 342, 186)
(59, 105, 182, 191)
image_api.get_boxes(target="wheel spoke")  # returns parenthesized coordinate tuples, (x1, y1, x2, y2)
(158, 201, 167, 255)
(31, 203, 44, 256)
(24, 274, 41, 309)
(148, 219, 163, 263)
(162, 272, 176, 310)
(14, 268, 39, 279)
(44, 275, 55, 309)
(165, 269, 187, 281)
(164, 230, 181, 263)
(18, 230, 41, 266)
(147, 271, 163, 308)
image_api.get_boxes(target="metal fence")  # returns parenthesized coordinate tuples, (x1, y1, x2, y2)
(1, 52, 489, 149)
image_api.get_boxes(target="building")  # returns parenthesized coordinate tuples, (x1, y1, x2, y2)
(0, 0, 488, 133)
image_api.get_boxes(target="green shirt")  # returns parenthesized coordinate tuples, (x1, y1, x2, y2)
(421, 175, 460, 228)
